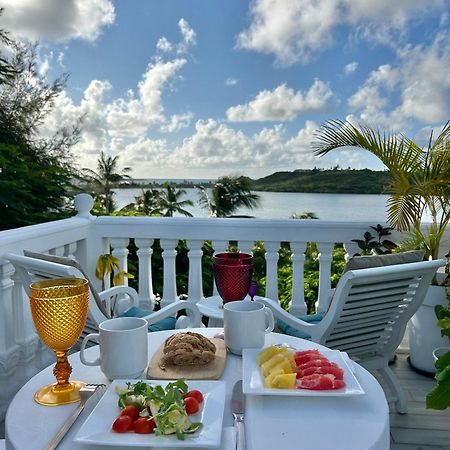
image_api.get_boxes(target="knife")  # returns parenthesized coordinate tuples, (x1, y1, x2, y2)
(232, 380, 245, 450)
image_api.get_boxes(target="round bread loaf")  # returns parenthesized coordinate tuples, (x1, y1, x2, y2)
(160, 332, 216, 366)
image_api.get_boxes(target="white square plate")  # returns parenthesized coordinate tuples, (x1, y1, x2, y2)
(243, 348, 365, 397)
(74, 380, 226, 447)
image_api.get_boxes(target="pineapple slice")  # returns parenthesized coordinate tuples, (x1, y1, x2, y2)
(283, 351, 297, 371)
(261, 353, 291, 377)
(271, 373, 296, 389)
(268, 359, 292, 376)
(257, 345, 287, 366)
(264, 368, 284, 388)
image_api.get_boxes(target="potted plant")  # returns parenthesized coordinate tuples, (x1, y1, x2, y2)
(313, 120, 450, 373)
(426, 290, 450, 409)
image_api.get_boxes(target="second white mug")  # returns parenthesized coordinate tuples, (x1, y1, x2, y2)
(223, 301, 274, 355)
(80, 316, 148, 380)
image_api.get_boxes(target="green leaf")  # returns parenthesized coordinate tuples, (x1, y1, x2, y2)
(426, 377, 450, 409)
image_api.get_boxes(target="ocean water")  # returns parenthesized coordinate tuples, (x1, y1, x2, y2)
(114, 188, 399, 222)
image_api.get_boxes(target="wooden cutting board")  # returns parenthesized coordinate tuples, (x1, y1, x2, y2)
(147, 338, 227, 380)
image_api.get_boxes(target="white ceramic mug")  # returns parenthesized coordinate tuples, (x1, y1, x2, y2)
(223, 301, 274, 355)
(80, 317, 148, 380)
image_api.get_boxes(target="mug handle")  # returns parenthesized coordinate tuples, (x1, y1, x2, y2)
(79, 333, 101, 366)
(264, 307, 275, 333)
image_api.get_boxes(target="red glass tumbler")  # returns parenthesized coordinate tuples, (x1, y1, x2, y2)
(213, 252, 253, 303)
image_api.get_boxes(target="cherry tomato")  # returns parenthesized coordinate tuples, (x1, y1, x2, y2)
(134, 417, 156, 434)
(112, 415, 133, 433)
(184, 389, 204, 404)
(120, 405, 140, 421)
(184, 396, 200, 415)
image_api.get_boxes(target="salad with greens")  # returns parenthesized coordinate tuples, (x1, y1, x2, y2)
(114, 379, 203, 440)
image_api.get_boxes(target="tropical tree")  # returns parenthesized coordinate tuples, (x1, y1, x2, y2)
(313, 119, 450, 261)
(198, 176, 260, 217)
(122, 188, 163, 215)
(0, 17, 80, 230)
(83, 151, 131, 214)
(158, 182, 193, 217)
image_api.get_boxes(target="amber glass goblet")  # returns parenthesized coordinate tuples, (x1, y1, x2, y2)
(29, 278, 89, 406)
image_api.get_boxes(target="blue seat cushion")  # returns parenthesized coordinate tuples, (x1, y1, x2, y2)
(120, 306, 177, 332)
(277, 312, 325, 340)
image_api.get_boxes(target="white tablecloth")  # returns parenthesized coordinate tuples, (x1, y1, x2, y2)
(5, 329, 390, 450)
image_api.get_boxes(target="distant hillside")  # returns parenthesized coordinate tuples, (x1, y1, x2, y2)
(251, 169, 392, 194)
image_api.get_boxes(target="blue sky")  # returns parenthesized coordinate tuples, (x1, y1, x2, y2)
(2, 0, 450, 179)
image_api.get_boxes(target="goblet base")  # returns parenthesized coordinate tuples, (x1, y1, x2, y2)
(34, 380, 86, 406)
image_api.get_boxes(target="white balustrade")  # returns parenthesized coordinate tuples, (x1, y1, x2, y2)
(0, 193, 447, 422)
(135, 238, 155, 309)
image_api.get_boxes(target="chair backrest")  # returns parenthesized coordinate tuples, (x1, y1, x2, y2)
(5, 253, 108, 329)
(317, 259, 445, 360)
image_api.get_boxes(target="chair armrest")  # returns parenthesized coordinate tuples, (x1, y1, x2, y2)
(99, 286, 140, 316)
(137, 301, 202, 329)
(256, 298, 316, 330)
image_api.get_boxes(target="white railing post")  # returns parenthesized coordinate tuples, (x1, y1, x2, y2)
(289, 242, 307, 316)
(110, 238, 130, 287)
(160, 239, 178, 307)
(265, 241, 280, 302)
(187, 240, 204, 303)
(238, 241, 254, 255)
(135, 238, 155, 309)
(343, 242, 360, 261)
(316, 243, 335, 313)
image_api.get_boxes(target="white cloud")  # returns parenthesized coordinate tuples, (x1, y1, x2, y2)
(226, 80, 335, 122)
(344, 62, 358, 75)
(225, 78, 238, 86)
(156, 37, 173, 53)
(118, 119, 322, 177)
(1, 0, 115, 42)
(156, 18, 197, 55)
(348, 35, 450, 128)
(106, 58, 188, 137)
(237, 0, 446, 66)
(160, 112, 194, 133)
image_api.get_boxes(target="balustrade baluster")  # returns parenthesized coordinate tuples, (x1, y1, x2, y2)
(110, 238, 130, 287)
(238, 241, 254, 255)
(264, 241, 280, 302)
(135, 238, 155, 309)
(289, 242, 307, 315)
(187, 240, 204, 303)
(160, 239, 178, 307)
(316, 243, 335, 313)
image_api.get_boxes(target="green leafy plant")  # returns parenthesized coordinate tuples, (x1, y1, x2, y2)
(96, 254, 134, 291)
(426, 289, 450, 410)
(314, 120, 450, 283)
(351, 224, 398, 255)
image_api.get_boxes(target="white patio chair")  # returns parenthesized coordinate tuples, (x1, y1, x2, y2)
(257, 259, 446, 414)
(5, 252, 202, 345)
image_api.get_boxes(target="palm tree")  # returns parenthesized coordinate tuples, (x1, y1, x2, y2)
(122, 188, 163, 215)
(83, 151, 131, 213)
(198, 176, 260, 217)
(158, 182, 193, 217)
(313, 119, 450, 261)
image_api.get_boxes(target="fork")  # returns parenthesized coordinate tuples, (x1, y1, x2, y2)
(45, 383, 106, 450)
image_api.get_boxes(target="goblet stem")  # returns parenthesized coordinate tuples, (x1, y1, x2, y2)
(53, 350, 73, 391)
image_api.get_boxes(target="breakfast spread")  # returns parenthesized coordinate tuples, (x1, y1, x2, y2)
(257, 345, 346, 390)
(160, 332, 216, 367)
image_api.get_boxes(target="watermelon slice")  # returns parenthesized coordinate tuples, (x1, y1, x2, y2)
(296, 373, 346, 390)
(296, 364, 344, 380)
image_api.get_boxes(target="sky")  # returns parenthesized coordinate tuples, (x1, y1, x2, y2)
(1, 0, 450, 179)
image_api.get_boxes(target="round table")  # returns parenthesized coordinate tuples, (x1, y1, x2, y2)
(5, 329, 390, 450)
